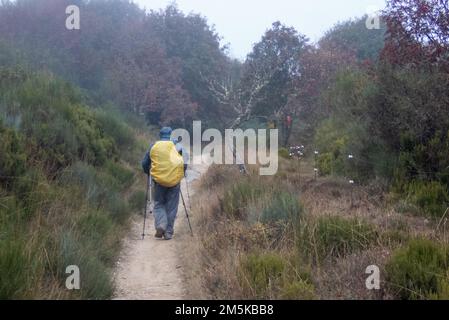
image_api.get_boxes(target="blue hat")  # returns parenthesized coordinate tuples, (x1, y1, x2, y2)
(160, 127, 173, 140)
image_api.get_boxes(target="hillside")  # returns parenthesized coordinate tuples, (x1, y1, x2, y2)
(0, 67, 149, 299)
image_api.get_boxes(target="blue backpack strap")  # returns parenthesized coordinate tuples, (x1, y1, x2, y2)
(141, 143, 155, 175)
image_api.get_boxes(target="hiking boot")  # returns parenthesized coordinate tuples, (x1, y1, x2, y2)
(164, 233, 173, 241)
(155, 228, 165, 239)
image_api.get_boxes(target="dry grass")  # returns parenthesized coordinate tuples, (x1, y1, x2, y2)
(184, 157, 448, 300)
(0, 130, 152, 299)
(181, 167, 244, 299)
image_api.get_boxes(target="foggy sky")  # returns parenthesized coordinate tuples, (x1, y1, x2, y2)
(135, 0, 386, 60)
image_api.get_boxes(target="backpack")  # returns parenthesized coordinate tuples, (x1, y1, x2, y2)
(150, 141, 184, 188)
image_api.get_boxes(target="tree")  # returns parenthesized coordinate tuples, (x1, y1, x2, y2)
(382, 0, 449, 70)
(287, 44, 357, 141)
(242, 22, 308, 119)
(205, 22, 308, 134)
(285, 17, 384, 141)
(319, 16, 387, 63)
(148, 5, 232, 128)
(0, 0, 198, 127)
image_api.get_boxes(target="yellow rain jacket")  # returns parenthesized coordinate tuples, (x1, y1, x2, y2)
(150, 141, 185, 188)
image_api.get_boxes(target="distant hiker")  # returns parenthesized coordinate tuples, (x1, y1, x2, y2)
(286, 115, 293, 130)
(283, 115, 293, 146)
(141, 127, 188, 240)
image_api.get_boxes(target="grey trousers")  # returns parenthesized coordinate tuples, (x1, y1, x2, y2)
(153, 182, 181, 236)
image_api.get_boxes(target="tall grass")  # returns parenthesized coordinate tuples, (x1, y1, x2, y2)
(191, 164, 315, 299)
(0, 69, 143, 299)
(299, 216, 378, 263)
(190, 155, 447, 300)
(386, 239, 449, 300)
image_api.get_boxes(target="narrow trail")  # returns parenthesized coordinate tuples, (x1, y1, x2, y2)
(113, 156, 208, 300)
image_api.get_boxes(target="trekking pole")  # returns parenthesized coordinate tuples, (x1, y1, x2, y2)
(142, 174, 151, 240)
(227, 143, 248, 174)
(180, 189, 194, 236)
(185, 176, 192, 212)
(314, 150, 319, 180)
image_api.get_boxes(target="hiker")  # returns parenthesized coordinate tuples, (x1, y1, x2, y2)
(286, 115, 292, 130)
(141, 127, 188, 240)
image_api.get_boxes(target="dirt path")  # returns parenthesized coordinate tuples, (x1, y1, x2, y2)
(113, 156, 208, 300)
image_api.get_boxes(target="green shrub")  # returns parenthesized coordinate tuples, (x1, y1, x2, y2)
(278, 148, 290, 160)
(240, 252, 315, 300)
(301, 216, 378, 261)
(0, 69, 139, 300)
(79, 254, 115, 299)
(94, 110, 134, 150)
(386, 239, 449, 300)
(58, 232, 114, 299)
(76, 210, 122, 265)
(0, 236, 41, 299)
(62, 163, 104, 205)
(70, 105, 116, 166)
(240, 253, 285, 298)
(314, 117, 349, 176)
(0, 66, 28, 89)
(105, 195, 130, 223)
(405, 181, 449, 218)
(103, 161, 134, 188)
(313, 70, 401, 183)
(1, 72, 122, 170)
(428, 276, 449, 300)
(0, 194, 19, 226)
(316, 152, 333, 176)
(0, 121, 26, 188)
(368, 67, 449, 190)
(11, 168, 53, 219)
(223, 181, 263, 219)
(261, 192, 303, 226)
(62, 162, 97, 187)
(26, 114, 80, 169)
(280, 279, 316, 300)
(77, 211, 114, 243)
(129, 190, 146, 212)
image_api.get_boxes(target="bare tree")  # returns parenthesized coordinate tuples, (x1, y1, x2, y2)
(204, 22, 307, 133)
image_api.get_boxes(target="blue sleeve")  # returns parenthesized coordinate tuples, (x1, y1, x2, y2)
(176, 143, 189, 164)
(175, 142, 189, 175)
(141, 144, 154, 175)
(141, 151, 150, 175)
